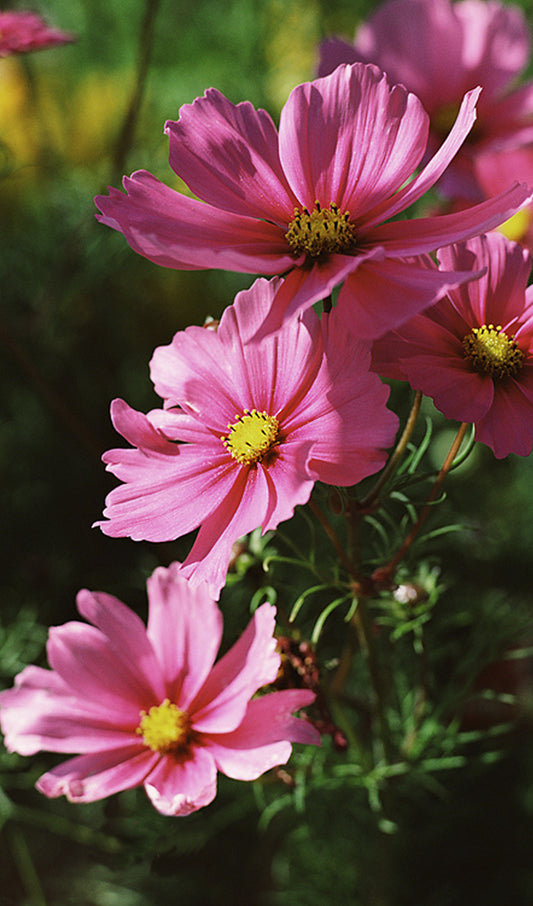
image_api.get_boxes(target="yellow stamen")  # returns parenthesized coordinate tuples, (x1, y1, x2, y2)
(222, 409, 280, 465)
(137, 699, 192, 754)
(462, 324, 524, 379)
(285, 201, 356, 259)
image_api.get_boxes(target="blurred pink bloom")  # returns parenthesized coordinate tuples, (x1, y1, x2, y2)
(0, 11, 74, 56)
(97, 277, 398, 597)
(318, 0, 533, 201)
(95, 63, 529, 339)
(474, 145, 533, 251)
(0, 564, 319, 816)
(372, 233, 533, 458)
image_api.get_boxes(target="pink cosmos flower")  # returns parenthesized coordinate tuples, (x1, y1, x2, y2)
(94, 62, 529, 340)
(96, 276, 399, 598)
(0, 563, 319, 816)
(318, 0, 533, 201)
(0, 11, 74, 57)
(474, 145, 533, 252)
(371, 233, 533, 458)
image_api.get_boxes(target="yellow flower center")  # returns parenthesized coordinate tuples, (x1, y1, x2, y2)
(222, 409, 280, 465)
(462, 324, 524, 379)
(136, 699, 192, 754)
(497, 207, 531, 243)
(286, 201, 356, 259)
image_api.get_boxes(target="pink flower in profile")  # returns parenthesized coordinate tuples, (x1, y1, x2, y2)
(0, 11, 74, 57)
(318, 0, 533, 201)
(95, 62, 529, 339)
(371, 233, 533, 458)
(97, 276, 398, 598)
(0, 564, 319, 816)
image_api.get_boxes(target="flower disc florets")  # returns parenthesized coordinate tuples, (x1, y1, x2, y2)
(137, 699, 193, 755)
(462, 325, 524, 379)
(222, 409, 280, 465)
(285, 202, 357, 259)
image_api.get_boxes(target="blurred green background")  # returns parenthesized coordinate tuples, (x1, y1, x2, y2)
(2, 0, 533, 903)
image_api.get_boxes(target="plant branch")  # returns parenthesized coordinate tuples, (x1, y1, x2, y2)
(111, 0, 161, 181)
(359, 390, 423, 511)
(373, 421, 469, 588)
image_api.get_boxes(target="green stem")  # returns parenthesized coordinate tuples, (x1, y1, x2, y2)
(307, 496, 359, 580)
(359, 390, 423, 511)
(7, 825, 47, 906)
(111, 0, 161, 181)
(373, 421, 469, 587)
(355, 597, 396, 764)
(308, 496, 395, 762)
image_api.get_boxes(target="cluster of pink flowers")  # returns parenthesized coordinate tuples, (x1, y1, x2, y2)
(3, 0, 533, 817)
(319, 0, 533, 202)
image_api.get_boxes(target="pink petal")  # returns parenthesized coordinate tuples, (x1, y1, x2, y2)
(476, 372, 533, 458)
(259, 449, 315, 532)
(95, 171, 293, 274)
(0, 11, 75, 56)
(146, 564, 223, 709)
(475, 145, 533, 204)
(46, 621, 158, 714)
(190, 603, 280, 734)
(279, 63, 429, 216)
(150, 331, 242, 427)
(0, 686, 140, 755)
(455, 0, 530, 94)
(214, 277, 323, 411)
(144, 746, 218, 816)
(150, 275, 324, 435)
(251, 251, 377, 340)
(404, 354, 494, 423)
(486, 83, 533, 136)
(368, 182, 532, 256)
(176, 464, 274, 598)
(360, 87, 481, 228)
(98, 443, 238, 544)
(76, 589, 166, 701)
(146, 408, 210, 444)
(208, 737, 292, 782)
(166, 89, 297, 222)
(36, 747, 159, 803)
(517, 288, 533, 339)
(438, 233, 531, 329)
(205, 690, 320, 781)
(349, 0, 465, 110)
(336, 255, 481, 339)
(107, 398, 178, 454)
(284, 311, 398, 482)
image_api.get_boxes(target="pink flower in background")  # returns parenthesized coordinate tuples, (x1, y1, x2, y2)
(0, 564, 319, 816)
(474, 145, 533, 251)
(0, 11, 74, 56)
(95, 62, 529, 339)
(372, 233, 533, 458)
(318, 0, 533, 201)
(97, 276, 398, 598)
